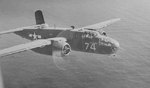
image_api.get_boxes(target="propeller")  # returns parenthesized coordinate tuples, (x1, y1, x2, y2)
(52, 50, 72, 70)
(52, 45, 71, 70)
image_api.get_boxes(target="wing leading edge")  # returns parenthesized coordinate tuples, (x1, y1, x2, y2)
(80, 18, 121, 30)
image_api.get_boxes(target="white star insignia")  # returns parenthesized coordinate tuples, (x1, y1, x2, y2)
(28, 32, 42, 40)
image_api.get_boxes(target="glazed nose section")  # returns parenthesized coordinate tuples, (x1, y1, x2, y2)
(111, 39, 120, 53)
(112, 39, 119, 48)
(96, 36, 120, 54)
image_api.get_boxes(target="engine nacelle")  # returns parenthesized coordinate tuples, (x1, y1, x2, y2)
(52, 40, 71, 56)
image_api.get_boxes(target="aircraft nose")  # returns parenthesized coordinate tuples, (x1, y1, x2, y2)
(110, 38, 120, 53)
(113, 39, 120, 48)
(97, 36, 120, 54)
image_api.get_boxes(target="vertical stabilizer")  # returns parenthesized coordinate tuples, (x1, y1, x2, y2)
(35, 10, 45, 25)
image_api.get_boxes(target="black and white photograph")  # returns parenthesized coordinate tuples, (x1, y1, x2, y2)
(0, 0, 150, 88)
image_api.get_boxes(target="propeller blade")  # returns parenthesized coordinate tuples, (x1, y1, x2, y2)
(52, 48, 70, 70)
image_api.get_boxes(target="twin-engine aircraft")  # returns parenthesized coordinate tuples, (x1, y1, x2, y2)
(0, 10, 120, 69)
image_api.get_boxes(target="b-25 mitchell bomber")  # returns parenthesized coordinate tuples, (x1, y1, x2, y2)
(0, 10, 120, 69)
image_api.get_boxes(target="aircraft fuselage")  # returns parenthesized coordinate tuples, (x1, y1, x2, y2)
(15, 28, 119, 55)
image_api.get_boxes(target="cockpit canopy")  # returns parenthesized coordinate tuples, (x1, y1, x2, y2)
(84, 28, 107, 36)
(81, 30, 107, 39)
(100, 31, 107, 36)
(84, 29, 107, 37)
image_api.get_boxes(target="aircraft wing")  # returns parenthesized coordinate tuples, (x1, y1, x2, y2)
(83, 18, 121, 30)
(0, 39, 51, 57)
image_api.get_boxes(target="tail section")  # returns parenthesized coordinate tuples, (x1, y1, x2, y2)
(35, 10, 45, 25)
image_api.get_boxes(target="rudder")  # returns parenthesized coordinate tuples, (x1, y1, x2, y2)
(35, 10, 45, 25)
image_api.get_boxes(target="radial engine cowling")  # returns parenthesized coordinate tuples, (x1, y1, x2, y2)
(52, 40, 71, 56)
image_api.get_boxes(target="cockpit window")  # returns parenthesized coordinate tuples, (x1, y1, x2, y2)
(92, 31, 99, 37)
(97, 30, 107, 36)
(102, 31, 107, 36)
(81, 30, 107, 39)
(82, 31, 97, 39)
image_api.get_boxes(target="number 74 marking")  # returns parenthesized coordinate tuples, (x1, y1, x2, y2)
(85, 42, 96, 51)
